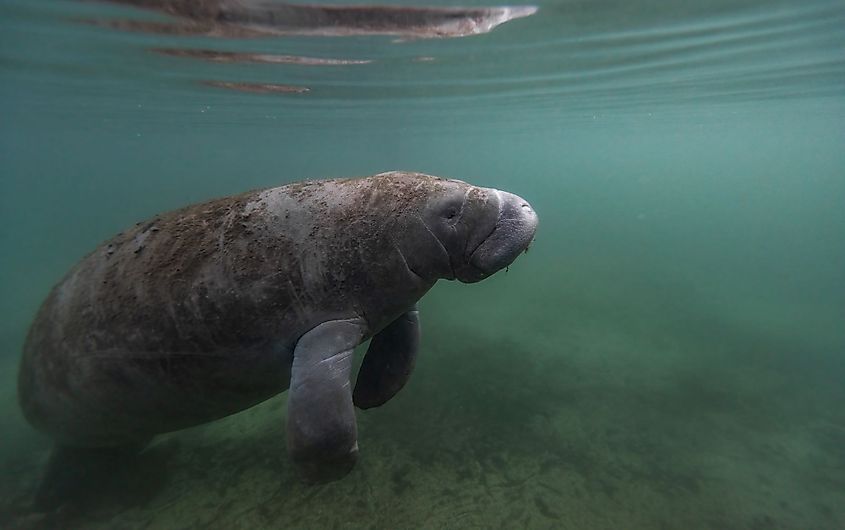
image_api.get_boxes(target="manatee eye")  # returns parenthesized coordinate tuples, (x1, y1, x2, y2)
(438, 194, 464, 222)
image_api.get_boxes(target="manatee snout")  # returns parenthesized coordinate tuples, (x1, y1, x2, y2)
(463, 190, 538, 282)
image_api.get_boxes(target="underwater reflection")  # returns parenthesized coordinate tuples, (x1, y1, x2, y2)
(89, 0, 538, 39)
(83, 1, 537, 94)
(201, 80, 310, 93)
(154, 48, 372, 65)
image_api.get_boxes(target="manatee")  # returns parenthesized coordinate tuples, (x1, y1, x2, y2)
(18, 171, 538, 508)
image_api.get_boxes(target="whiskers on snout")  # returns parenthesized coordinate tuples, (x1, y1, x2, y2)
(524, 238, 536, 254)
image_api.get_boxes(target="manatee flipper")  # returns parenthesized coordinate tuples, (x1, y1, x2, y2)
(353, 306, 420, 410)
(33, 442, 150, 511)
(287, 319, 366, 483)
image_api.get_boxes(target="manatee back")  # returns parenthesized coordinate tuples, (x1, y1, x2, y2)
(18, 175, 434, 445)
(18, 188, 319, 444)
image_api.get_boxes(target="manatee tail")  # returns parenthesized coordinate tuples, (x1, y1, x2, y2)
(33, 442, 154, 512)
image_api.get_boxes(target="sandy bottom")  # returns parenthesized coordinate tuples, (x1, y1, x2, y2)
(1, 267, 843, 529)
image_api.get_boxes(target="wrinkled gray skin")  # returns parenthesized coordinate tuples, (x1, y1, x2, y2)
(18, 171, 538, 504)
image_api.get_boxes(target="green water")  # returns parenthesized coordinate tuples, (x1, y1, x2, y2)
(1, 0, 844, 528)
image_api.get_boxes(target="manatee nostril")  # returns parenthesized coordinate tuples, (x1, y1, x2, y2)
(520, 203, 531, 211)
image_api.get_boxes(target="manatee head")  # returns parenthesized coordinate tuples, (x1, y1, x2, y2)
(383, 172, 538, 283)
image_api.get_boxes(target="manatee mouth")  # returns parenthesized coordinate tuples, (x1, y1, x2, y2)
(459, 190, 538, 283)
